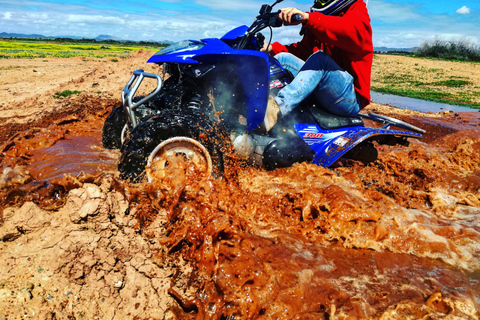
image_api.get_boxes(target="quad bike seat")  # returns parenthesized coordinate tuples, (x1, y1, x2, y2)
(308, 105, 364, 130)
(269, 102, 364, 139)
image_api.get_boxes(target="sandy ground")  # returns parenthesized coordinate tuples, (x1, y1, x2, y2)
(1, 53, 478, 127)
(0, 50, 160, 126)
(1, 52, 479, 319)
(0, 50, 177, 319)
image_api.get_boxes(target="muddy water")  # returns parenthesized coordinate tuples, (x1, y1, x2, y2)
(28, 135, 118, 182)
(0, 96, 119, 214)
(370, 91, 479, 113)
(1, 99, 480, 319)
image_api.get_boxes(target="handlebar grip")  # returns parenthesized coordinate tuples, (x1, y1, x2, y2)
(292, 14, 303, 22)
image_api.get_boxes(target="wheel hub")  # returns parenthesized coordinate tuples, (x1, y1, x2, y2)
(146, 137, 213, 182)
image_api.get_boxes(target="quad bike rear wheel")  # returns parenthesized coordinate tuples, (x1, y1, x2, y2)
(119, 110, 227, 182)
(343, 141, 378, 163)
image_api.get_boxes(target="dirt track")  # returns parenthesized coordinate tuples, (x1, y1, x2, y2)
(1, 52, 480, 319)
(0, 50, 160, 126)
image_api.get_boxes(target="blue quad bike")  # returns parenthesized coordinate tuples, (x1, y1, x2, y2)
(102, 0, 424, 182)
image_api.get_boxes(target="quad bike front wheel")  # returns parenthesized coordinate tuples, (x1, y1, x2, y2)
(119, 110, 227, 183)
(102, 96, 148, 150)
(102, 105, 127, 149)
(145, 137, 213, 182)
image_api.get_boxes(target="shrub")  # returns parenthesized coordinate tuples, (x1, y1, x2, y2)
(415, 38, 480, 62)
(54, 90, 82, 98)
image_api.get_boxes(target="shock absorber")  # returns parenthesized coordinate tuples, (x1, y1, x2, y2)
(187, 95, 203, 110)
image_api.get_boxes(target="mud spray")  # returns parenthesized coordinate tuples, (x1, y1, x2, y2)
(1, 96, 479, 319)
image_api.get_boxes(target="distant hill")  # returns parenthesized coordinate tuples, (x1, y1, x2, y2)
(0, 32, 172, 44)
(5, 32, 408, 49)
(1, 32, 92, 40)
(95, 34, 122, 41)
(0, 32, 50, 39)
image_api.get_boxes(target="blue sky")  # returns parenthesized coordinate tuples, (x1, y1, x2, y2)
(1, 0, 479, 48)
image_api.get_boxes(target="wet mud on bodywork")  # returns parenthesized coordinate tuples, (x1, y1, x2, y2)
(1, 98, 480, 319)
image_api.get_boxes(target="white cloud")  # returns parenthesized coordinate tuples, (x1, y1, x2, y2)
(373, 27, 480, 49)
(367, 0, 421, 23)
(66, 14, 125, 25)
(272, 25, 304, 44)
(367, 0, 479, 48)
(194, 0, 259, 11)
(456, 6, 470, 15)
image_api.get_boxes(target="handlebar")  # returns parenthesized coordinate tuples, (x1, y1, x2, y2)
(236, 1, 303, 50)
(257, 10, 303, 28)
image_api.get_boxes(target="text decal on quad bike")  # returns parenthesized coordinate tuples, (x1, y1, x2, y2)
(294, 124, 347, 146)
(269, 78, 290, 89)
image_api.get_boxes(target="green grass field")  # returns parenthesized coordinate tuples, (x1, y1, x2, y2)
(371, 54, 480, 108)
(371, 73, 480, 108)
(0, 40, 164, 59)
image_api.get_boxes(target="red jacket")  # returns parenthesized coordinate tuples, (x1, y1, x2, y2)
(271, 0, 373, 108)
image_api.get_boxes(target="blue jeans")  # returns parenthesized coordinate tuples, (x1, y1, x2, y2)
(275, 51, 361, 117)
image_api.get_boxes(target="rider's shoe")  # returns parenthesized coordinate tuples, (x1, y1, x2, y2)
(261, 96, 281, 133)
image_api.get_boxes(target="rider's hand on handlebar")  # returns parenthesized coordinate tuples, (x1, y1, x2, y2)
(261, 42, 273, 55)
(278, 7, 309, 26)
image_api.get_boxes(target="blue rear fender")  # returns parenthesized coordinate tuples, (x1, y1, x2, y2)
(294, 124, 422, 167)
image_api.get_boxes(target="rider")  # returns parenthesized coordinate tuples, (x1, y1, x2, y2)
(262, 0, 373, 132)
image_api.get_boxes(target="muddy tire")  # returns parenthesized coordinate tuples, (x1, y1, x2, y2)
(102, 96, 147, 149)
(119, 110, 227, 182)
(102, 105, 127, 149)
(344, 141, 378, 163)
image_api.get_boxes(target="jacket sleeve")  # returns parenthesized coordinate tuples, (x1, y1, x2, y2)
(304, 2, 372, 54)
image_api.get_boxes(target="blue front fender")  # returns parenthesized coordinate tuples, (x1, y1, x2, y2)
(148, 38, 270, 131)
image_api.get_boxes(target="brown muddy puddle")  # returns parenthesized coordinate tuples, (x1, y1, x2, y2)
(1, 99, 480, 319)
(29, 135, 117, 182)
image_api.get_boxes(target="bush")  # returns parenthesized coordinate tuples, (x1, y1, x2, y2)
(415, 38, 480, 62)
(53, 90, 82, 99)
